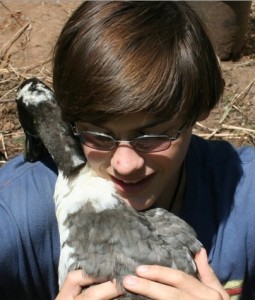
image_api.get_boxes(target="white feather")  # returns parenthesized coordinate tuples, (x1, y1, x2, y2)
(54, 163, 118, 287)
(17, 82, 53, 106)
(54, 164, 118, 221)
(58, 244, 76, 287)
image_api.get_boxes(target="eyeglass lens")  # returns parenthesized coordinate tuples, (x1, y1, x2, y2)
(79, 132, 172, 152)
(132, 136, 172, 152)
(80, 132, 114, 150)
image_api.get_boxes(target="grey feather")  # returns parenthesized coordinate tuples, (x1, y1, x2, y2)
(16, 78, 202, 299)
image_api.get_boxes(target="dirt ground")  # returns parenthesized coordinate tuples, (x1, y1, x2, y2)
(0, 1, 255, 166)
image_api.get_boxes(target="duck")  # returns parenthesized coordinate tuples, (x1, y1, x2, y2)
(16, 77, 202, 299)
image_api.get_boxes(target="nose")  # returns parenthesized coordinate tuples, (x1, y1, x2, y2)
(111, 145, 145, 175)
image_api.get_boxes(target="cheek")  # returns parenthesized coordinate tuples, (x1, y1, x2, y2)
(152, 130, 192, 170)
(83, 146, 110, 169)
(173, 132, 192, 159)
(164, 128, 192, 156)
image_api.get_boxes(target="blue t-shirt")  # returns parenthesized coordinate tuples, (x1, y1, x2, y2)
(0, 135, 255, 299)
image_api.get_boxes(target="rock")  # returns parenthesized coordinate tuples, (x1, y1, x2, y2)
(189, 1, 252, 60)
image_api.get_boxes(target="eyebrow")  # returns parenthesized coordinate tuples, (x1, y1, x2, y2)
(77, 117, 174, 134)
(141, 119, 171, 130)
(94, 118, 171, 131)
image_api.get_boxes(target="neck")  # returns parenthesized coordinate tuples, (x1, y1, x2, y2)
(155, 164, 185, 214)
(170, 165, 186, 215)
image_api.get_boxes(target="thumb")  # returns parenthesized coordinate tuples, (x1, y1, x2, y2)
(195, 248, 230, 300)
(195, 248, 219, 287)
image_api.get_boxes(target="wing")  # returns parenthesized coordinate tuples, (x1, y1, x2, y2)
(144, 207, 202, 253)
(144, 207, 202, 277)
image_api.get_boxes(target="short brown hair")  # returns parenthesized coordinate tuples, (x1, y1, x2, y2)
(53, 1, 224, 125)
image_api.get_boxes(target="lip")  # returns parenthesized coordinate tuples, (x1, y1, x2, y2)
(110, 173, 155, 194)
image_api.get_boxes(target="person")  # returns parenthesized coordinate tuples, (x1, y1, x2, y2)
(0, 1, 254, 299)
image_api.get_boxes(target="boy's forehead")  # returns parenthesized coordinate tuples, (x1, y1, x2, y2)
(106, 113, 158, 125)
(85, 113, 183, 131)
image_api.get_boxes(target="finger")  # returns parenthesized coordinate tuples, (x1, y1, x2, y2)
(78, 279, 123, 300)
(195, 248, 230, 300)
(123, 275, 181, 300)
(132, 264, 223, 299)
(195, 248, 221, 287)
(135, 264, 207, 291)
(56, 270, 95, 300)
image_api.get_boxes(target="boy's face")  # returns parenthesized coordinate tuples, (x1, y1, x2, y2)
(78, 113, 192, 211)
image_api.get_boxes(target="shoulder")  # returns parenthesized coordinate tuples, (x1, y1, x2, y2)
(188, 134, 255, 163)
(0, 152, 58, 223)
(187, 135, 255, 202)
(0, 153, 58, 229)
(0, 153, 58, 189)
(0, 154, 58, 219)
(187, 135, 255, 177)
(0, 153, 57, 199)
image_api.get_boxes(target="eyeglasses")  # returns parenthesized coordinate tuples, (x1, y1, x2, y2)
(73, 123, 187, 153)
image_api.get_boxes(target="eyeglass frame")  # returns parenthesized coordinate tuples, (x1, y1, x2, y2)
(72, 122, 187, 153)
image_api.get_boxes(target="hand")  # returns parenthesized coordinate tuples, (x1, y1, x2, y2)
(122, 248, 230, 300)
(55, 249, 230, 300)
(55, 270, 123, 300)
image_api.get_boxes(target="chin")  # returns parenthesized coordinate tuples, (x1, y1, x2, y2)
(122, 196, 155, 212)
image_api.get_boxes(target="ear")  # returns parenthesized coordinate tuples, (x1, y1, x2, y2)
(197, 111, 210, 122)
